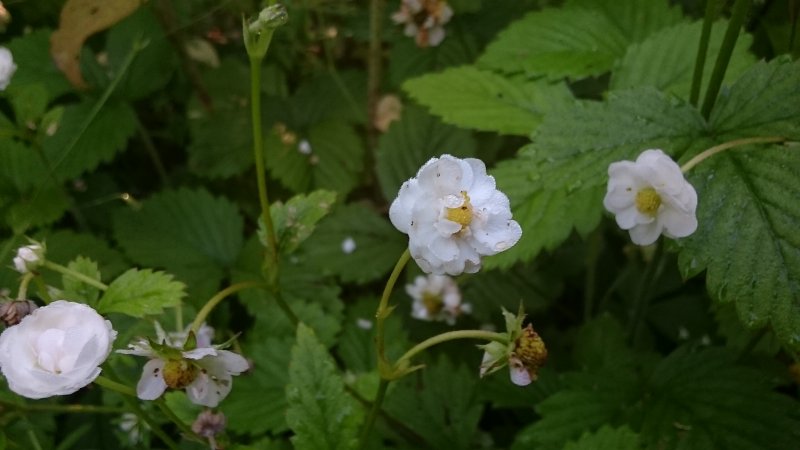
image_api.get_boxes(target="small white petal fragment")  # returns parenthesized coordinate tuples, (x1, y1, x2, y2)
(341, 236, 357, 254)
(603, 149, 698, 246)
(356, 318, 373, 330)
(297, 139, 312, 155)
(390, 155, 522, 275)
(0, 46, 17, 90)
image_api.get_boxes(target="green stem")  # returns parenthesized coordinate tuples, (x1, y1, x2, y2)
(395, 330, 508, 366)
(249, 56, 280, 274)
(0, 400, 126, 414)
(583, 228, 601, 321)
(94, 375, 136, 397)
(26, 429, 44, 450)
(33, 276, 53, 304)
(274, 289, 300, 327)
(680, 136, 786, 173)
(191, 281, 267, 333)
(16, 272, 34, 300)
(366, 0, 385, 151)
(700, 0, 752, 118)
(135, 115, 170, 187)
(358, 379, 388, 450)
(690, 0, 718, 106)
(155, 398, 198, 439)
(375, 249, 411, 368)
(628, 243, 664, 344)
(42, 260, 108, 291)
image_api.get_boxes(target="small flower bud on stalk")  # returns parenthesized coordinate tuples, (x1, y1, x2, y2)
(243, 4, 289, 60)
(12, 241, 46, 274)
(193, 409, 227, 450)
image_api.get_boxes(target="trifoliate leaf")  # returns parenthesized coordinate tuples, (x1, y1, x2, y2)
(61, 256, 102, 305)
(97, 268, 185, 317)
(113, 188, 244, 302)
(266, 190, 337, 256)
(265, 121, 365, 196)
(375, 105, 476, 201)
(479, 0, 681, 79)
(42, 100, 137, 181)
(403, 66, 573, 135)
(6, 29, 73, 102)
(296, 203, 406, 284)
(105, 8, 177, 100)
(286, 324, 363, 450)
(611, 20, 755, 100)
(489, 89, 706, 267)
(222, 337, 293, 436)
(563, 426, 640, 450)
(384, 357, 483, 450)
(676, 59, 800, 349)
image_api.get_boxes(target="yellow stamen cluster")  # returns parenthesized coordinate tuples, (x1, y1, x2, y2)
(635, 187, 662, 216)
(445, 191, 473, 229)
(163, 359, 198, 389)
(421, 292, 444, 316)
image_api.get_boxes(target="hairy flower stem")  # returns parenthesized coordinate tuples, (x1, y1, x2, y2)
(360, 249, 410, 448)
(42, 260, 108, 291)
(690, 0, 718, 106)
(191, 281, 269, 333)
(681, 136, 786, 173)
(700, 0, 752, 118)
(16, 272, 34, 300)
(395, 330, 508, 367)
(249, 57, 280, 284)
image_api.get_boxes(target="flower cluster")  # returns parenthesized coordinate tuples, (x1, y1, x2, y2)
(604, 149, 698, 246)
(390, 155, 522, 275)
(118, 324, 249, 407)
(479, 308, 547, 386)
(406, 274, 470, 325)
(0, 46, 15, 90)
(392, 0, 454, 47)
(0, 301, 116, 398)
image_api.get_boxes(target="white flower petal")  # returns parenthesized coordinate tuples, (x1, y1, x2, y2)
(137, 359, 168, 400)
(628, 221, 663, 246)
(660, 206, 698, 238)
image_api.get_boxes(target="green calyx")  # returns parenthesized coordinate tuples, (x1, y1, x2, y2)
(243, 4, 289, 60)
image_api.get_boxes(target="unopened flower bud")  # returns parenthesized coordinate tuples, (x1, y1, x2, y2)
(0, 299, 37, 326)
(243, 4, 289, 59)
(192, 409, 226, 438)
(13, 242, 45, 274)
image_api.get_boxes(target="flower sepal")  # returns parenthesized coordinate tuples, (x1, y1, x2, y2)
(243, 4, 288, 60)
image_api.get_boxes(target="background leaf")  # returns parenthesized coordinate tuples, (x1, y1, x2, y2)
(97, 268, 185, 317)
(286, 324, 363, 450)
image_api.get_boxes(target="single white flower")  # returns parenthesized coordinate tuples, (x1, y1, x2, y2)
(13, 242, 45, 274)
(479, 308, 547, 387)
(297, 139, 312, 155)
(0, 46, 16, 90)
(0, 300, 117, 398)
(118, 325, 249, 408)
(406, 274, 470, 325)
(341, 236, 357, 254)
(391, 0, 453, 47)
(603, 149, 698, 246)
(390, 155, 522, 275)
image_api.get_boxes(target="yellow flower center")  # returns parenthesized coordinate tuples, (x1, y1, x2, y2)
(163, 359, 198, 389)
(513, 324, 548, 376)
(635, 187, 662, 216)
(445, 191, 473, 229)
(422, 292, 444, 316)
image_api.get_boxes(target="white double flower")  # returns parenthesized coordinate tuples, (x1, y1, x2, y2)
(390, 155, 522, 275)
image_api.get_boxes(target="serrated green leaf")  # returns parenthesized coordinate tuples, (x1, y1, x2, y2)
(223, 337, 293, 436)
(6, 29, 73, 102)
(61, 256, 102, 305)
(0, 140, 50, 192)
(563, 426, 640, 450)
(677, 59, 800, 349)
(388, 32, 479, 87)
(42, 230, 128, 280)
(186, 58, 256, 179)
(265, 121, 365, 196)
(267, 190, 337, 256)
(97, 268, 185, 317)
(42, 101, 137, 181)
(286, 323, 363, 450)
(479, 0, 681, 79)
(403, 66, 573, 135)
(113, 188, 244, 302)
(489, 89, 706, 267)
(296, 204, 406, 284)
(289, 71, 367, 126)
(611, 20, 755, 100)
(375, 105, 476, 201)
(384, 357, 483, 450)
(106, 8, 177, 100)
(5, 185, 70, 233)
(6, 83, 49, 125)
(233, 237, 344, 348)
